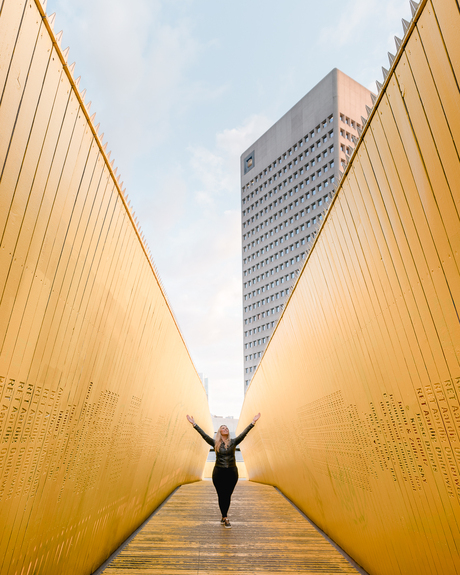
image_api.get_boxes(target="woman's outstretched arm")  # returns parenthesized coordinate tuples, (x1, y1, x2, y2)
(186, 414, 215, 447)
(234, 413, 261, 446)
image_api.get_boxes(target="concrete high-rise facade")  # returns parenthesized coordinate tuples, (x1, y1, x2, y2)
(240, 69, 372, 392)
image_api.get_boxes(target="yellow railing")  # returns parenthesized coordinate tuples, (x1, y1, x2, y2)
(0, 1, 211, 573)
(238, 0, 460, 573)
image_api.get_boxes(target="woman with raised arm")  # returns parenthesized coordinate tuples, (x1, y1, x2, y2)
(186, 412, 261, 529)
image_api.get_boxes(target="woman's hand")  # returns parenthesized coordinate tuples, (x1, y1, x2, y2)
(252, 413, 261, 424)
(186, 414, 195, 425)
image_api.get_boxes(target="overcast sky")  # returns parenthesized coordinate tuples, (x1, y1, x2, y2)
(46, 0, 411, 417)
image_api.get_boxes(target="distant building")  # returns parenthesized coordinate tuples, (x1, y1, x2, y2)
(198, 373, 209, 399)
(211, 415, 239, 437)
(240, 69, 372, 392)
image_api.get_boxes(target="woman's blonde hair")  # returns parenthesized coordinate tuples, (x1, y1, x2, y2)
(214, 426, 230, 453)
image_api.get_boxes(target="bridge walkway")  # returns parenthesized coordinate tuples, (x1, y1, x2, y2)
(99, 481, 364, 574)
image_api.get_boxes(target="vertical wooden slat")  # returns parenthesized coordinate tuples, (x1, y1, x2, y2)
(240, 0, 460, 573)
(0, 0, 212, 573)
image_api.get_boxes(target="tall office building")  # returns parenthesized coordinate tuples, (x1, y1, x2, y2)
(240, 69, 372, 392)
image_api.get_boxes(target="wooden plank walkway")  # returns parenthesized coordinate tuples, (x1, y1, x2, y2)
(101, 481, 362, 574)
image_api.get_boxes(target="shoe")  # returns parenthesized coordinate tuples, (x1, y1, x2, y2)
(220, 518, 225, 525)
(224, 519, 232, 529)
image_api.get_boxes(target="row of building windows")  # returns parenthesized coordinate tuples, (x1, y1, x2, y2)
(244, 230, 312, 259)
(338, 113, 361, 163)
(245, 270, 295, 291)
(245, 304, 284, 326)
(242, 192, 327, 265)
(336, 113, 360, 171)
(242, 115, 334, 195)
(243, 194, 329, 242)
(245, 289, 291, 317)
(244, 284, 293, 306)
(245, 320, 279, 337)
(245, 352, 263, 362)
(242, 182, 333, 236)
(244, 303, 284, 327)
(245, 330, 272, 353)
(340, 143, 353, 156)
(244, 318, 281, 351)
(242, 136, 334, 204)
(244, 260, 299, 284)
(242, 163, 334, 219)
(243, 217, 318, 252)
(244, 252, 306, 279)
(340, 128, 357, 142)
(242, 147, 334, 212)
(243, 231, 317, 266)
(340, 114, 361, 131)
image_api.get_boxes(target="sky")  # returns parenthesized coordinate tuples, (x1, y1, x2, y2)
(46, 0, 412, 417)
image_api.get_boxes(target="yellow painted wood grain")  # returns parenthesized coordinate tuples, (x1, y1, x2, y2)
(0, 0, 212, 573)
(239, 0, 460, 573)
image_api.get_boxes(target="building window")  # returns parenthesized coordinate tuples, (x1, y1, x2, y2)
(244, 152, 255, 175)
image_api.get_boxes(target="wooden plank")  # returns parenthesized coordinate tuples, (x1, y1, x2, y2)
(103, 481, 361, 575)
(0, 0, 27, 96)
(431, 0, 460, 84)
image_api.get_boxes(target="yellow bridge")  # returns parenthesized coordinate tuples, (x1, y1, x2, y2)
(0, 0, 459, 573)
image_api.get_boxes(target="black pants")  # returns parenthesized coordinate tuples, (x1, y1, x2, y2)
(212, 466, 239, 518)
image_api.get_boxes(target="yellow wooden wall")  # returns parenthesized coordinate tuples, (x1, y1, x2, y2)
(239, 0, 460, 573)
(0, 1, 212, 574)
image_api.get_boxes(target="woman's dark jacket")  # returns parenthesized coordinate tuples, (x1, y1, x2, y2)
(193, 423, 254, 468)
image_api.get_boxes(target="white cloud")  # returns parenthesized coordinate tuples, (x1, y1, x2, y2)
(319, 0, 410, 49)
(319, 0, 376, 47)
(188, 114, 272, 206)
(140, 115, 271, 416)
(189, 146, 229, 204)
(48, 0, 226, 181)
(216, 114, 272, 158)
(197, 116, 271, 209)
(137, 172, 188, 233)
